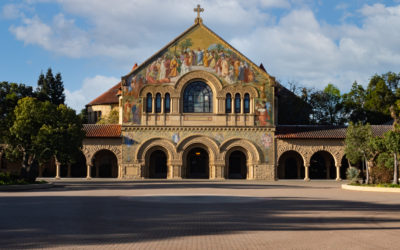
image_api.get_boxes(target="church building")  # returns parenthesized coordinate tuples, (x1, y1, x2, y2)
(3, 6, 389, 181)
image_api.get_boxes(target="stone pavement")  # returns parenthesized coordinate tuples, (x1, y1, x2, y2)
(0, 179, 399, 249)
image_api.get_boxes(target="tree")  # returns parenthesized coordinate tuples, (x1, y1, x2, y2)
(36, 68, 65, 105)
(37, 104, 85, 168)
(6, 97, 84, 181)
(364, 74, 396, 124)
(342, 81, 367, 123)
(345, 122, 373, 183)
(384, 130, 400, 184)
(0, 82, 34, 143)
(96, 109, 119, 124)
(309, 84, 344, 125)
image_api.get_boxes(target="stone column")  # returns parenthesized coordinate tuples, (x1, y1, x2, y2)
(86, 164, 92, 179)
(55, 160, 61, 179)
(304, 166, 310, 181)
(336, 166, 341, 181)
(240, 97, 244, 114)
(151, 97, 155, 114)
(167, 164, 173, 179)
(211, 163, 225, 179)
(67, 163, 71, 178)
(247, 164, 254, 180)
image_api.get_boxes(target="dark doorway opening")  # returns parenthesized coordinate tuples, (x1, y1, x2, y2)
(278, 151, 304, 179)
(92, 150, 118, 178)
(187, 147, 209, 179)
(228, 151, 247, 179)
(310, 151, 335, 179)
(149, 150, 167, 178)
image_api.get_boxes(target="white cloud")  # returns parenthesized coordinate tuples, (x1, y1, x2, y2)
(231, 4, 400, 90)
(5, 1, 400, 93)
(1, 4, 24, 19)
(65, 75, 120, 111)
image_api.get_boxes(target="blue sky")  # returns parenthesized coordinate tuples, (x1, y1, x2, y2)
(1, 0, 400, 111)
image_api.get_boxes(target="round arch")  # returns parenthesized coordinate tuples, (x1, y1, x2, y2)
(144, 146, 169, 178)
(278, 150, 304, 179)
(174, 70, 223, 96)
(90, 149, 118, 178)
(219, 138, 262, 164)
(309, 150, 336, 180)
(224, 146, 249, 179)
(176, 135, 219, 162)
(135, 138, 177, 164)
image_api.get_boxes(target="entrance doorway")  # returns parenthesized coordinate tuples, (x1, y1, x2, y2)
(228, 151, 247, 179)
(149, 150, 167, 178)
(309, 151, 335, 179)
(187, 147, 209, 178)
(91, 150, 118, 178)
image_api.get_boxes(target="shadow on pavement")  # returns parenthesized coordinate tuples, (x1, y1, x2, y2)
(0, 195, 399, 248)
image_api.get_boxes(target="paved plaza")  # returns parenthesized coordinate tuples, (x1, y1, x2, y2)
(0, 180, 399, 249)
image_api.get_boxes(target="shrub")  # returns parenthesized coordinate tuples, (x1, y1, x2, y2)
(370, 165, 393, 184)
(346, 167, 360, 184)
(0, 172, 29, 185)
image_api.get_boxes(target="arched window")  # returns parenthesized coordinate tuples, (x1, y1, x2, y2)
(155, 93, 161, 113)
(183, 81, 213, 113)
(244, 93, 250, 113)
(165, 93, 171, 113)
(146, 93, 152, 113)
(226, 93, 232, 113)
(235, 93, 241, 113)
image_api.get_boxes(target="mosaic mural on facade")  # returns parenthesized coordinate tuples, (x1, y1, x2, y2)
(122, 25, 274, 126)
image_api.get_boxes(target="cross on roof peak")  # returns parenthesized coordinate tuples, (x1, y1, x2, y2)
(194, 4, 204, 24)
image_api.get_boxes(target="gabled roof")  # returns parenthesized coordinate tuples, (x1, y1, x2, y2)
(83, 124, 121, 138)
(87, 82, 121, 106)
(122, 22, 273, 82)
(276, 125, 393, 139)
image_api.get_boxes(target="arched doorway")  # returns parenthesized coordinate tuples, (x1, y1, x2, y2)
(70, 151, 87, 177)
(228, 150, 247, 179)
(186, 147, 209, 178)
(149, 150, 167, 178)
(91, 150, 118, 178)
(309, 151, 335, 179)
(278, 151, 304, 179)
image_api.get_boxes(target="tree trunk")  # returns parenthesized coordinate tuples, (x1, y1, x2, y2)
(20, 152, 38, 182)
(364, 156, 369, 184)
(394, 153, 398, 185)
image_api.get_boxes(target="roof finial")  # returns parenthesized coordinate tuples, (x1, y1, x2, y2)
(194, 4, 204, 24)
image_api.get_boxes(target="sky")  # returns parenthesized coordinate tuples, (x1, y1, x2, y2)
(1, 0, 400, 112)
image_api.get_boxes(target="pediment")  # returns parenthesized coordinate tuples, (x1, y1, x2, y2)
(122, 23, 273, 93)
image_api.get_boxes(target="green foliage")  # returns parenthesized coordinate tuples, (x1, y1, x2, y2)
(0, 172, 29, 185)
(96, 109, 119, 124)
(342, 81, 367, 123)
(370, 165, 393, 184)
(0, 82, 34, 143)
(309, 83, 344, 125)
(346, 167, 360, 184)
(37, 68, 65, 105)
(6, 97, 84, 181)
(78, 108, 89, 124)
(345, 122, 372, 164)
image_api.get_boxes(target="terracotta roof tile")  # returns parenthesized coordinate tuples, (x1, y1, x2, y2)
(87, 82, 120, 106)
(276, 125, 393, 139)
(83, 124, 121, 138)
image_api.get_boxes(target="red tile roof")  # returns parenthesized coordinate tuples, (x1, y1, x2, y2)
(87, 82, 120, 106)
(276, 125, 393, 139)
(83, 124, 121, 138)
